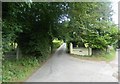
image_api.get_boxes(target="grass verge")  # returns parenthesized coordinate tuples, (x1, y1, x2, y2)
(2, 56, 41, 82)
(2, 39, 63, 82)
(71, 49, 116, 62)
(3, 52, 57, 82)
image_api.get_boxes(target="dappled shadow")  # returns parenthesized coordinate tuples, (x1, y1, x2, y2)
(57, 49, 64, 56)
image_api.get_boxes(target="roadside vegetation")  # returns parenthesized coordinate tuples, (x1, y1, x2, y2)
(71, 49, 116, 62)
(53, 38, 63, 50)
(2, 39, 62, 82)
(2, 2, 119, 82)
(3, 57, 40, 82)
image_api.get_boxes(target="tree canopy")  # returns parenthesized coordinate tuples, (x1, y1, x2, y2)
(66, 2, 118, 49)
(2, 2, 118, 57)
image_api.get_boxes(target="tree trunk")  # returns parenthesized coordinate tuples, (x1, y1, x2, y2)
(50, 36, 53, 53)
(16, 46, 19, 60)
(51, 42, 53, 53)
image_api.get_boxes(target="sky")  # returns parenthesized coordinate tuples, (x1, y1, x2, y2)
(59, 1, 119, 24)
(111, 0, 119, 24)
(27, 0, 119, 24)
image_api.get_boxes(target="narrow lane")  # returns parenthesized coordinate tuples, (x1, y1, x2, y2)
(26, 43, 118, 82)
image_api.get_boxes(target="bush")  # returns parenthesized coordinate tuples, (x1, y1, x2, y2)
(2, 56, 40, 82)
(53, 39, 63, 49)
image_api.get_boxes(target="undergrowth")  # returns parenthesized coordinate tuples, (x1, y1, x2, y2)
(2, 56, 40, 82)
(2, 39, 63, 82)
(53, 39, 63, 49)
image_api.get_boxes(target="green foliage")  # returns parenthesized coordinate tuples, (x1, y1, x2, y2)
(66, 2, 118, 50)
(2, 20, 22, 53)
(53, 39, 63, 49)
(72, 49, 116, 62)
(2, 3, 68, 82)
(3, 2, 117, 56)
(116, 29, 120, 48)
(2, 2, 118, 82)
(2, 57, 40, 82)
(2, 2, 70, 57)
(18, 32, 51, 59)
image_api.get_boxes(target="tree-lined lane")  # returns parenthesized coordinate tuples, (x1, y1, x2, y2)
(26, 43, 118, 82)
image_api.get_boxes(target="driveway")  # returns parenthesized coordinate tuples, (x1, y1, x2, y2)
(26, 43, 118, 82)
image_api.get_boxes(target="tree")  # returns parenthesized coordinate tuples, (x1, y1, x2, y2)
(2, 2, 118, 58)
(2, 2, 70, 58)
(66, 2, 118, 50)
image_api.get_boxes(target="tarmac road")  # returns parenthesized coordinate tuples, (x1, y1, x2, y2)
(26, 43, 118, 82)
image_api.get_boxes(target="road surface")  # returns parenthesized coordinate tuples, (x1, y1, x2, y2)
(26, 43, 118, 82)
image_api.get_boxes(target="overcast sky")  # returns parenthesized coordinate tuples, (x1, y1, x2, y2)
(111, 0, 119, 24)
